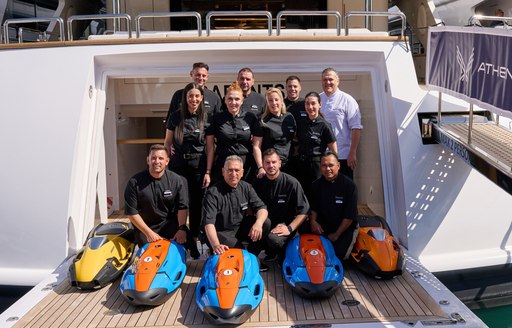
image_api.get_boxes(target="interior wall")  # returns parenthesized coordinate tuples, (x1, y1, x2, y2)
(108, 72, 385, 216)
(340, 73, 385, 217)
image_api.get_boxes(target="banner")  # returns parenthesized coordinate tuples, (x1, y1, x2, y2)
(427, 27, 512, 114)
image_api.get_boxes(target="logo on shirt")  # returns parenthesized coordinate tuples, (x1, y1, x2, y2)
(310, 249, 319, 256)
(335, 196, 344, 204)
(163, 190, 173, 198)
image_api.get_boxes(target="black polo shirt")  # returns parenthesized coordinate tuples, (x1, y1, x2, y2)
(166, 110, 209, 156)
(167, 87, 222, 121)
(124, 169, 189, 230)
(203, 179, 267, 231)
(285, 98, 306, 124)
(296, 116, 336, 157)
(310, 174, 357, 234)
(206, 110, 262, 158)
(252, 172, 309, 226)
(260, 112, 296, 162)
(223, 91, 265, 115)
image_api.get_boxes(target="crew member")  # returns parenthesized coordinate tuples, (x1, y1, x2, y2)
(202, 155, 271, 267)
(295, 91, 337, 199)
(124, 144, 191, 249)
(252, 148, 309, 262)
(320, 67, 363, 180)
(206, 81, 262, 182)
(222, 67, 265, 115)
(252, 87, 296, 177)
(167, 62, 222, 119)
(164, 82, 210, 259)
(309, 151, 359, 260)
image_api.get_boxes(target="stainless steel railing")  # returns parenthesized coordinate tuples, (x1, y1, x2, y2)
(67, 13, 132, 40)
(1, 10, 410, 43)
(2, 17, 64, 44)
(344, 11, 406, 37)
(135, 12, 202, 37)
(276, 11, 342, 36)
(468, 14, 512, 26)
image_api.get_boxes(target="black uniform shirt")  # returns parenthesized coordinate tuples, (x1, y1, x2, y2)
(296, 116, 336, 157)
(260, 112, 296, 162)
(124, 169, 189, 229)
(167, 87, 221, 121)
(241, 91, 265, 115)
(252, 172, 309, 226)
(206, 110, 262, 157)
(285, 98, 306, 124)
(310, 174, 357, 234)
(166, 110, 210, 156)
(223, 91, 265, 115)
(202, 179, 267, 231)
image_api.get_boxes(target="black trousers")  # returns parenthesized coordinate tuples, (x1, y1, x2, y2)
(300, 222, 359, 261)
(297, 155, 321, 201)
(170, 155, 206, 238)
(264, 222, 297, 262)
(209, 216, 271, 257)
(339, 159, 354, 181)
(134, 219, 196, 252)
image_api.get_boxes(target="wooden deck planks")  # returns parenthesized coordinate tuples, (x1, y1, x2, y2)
(14, 205, 449, 327)
(14, 261, 449, 328)
(443, 122, 512, 168)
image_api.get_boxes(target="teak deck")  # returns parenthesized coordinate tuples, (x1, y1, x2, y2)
(13, 206, 450, 327)
(441, 122, 512, 169)
(14, 262, 448, 328)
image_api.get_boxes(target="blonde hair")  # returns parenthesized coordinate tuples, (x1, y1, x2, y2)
(261, 87, 286, 122)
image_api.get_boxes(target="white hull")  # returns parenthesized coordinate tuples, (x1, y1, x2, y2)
(0, 28, 511, 287)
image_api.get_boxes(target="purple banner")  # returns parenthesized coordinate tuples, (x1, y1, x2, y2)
(427, 27, 512, 113)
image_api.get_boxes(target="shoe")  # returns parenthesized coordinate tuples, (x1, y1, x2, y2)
(264, 253, 278, 262)
(259, 263, 269, 272)
(189, 243, 200, 260)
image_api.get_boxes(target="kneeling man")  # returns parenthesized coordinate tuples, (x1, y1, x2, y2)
(202, 155, 271, 258)
(309, 151, 359, 260)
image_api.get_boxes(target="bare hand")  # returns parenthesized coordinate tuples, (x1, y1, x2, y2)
(213, 244, 229, 255)
(202, 173, 211, 188)
(256, 167, 265, 179)
(172, 229, 187, 244)
(348, 153, 357, 170)
(327, 232, 340, 242)
(145, 230, 163, 243)
(271, 224, 290, 236)
(310, 221, 324, 235)
(249, 223, 263, 241)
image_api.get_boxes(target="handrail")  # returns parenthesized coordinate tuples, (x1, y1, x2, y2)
(135, 12, 202, 37)
(206, 11, 272, 36)
(344, 11, 406, 37)
(276, 10, 341, 36)
(468, 14, 512, 26)
(67, 13, 132, 40)
(3, 17, 65, 44)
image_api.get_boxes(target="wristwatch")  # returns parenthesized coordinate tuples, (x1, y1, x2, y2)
(287, 225, 293, 233)
(178, 224, 188, 231)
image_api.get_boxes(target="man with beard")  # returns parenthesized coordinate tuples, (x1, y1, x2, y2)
(124, 144, 192, 250)
(252, 148, 309, 262)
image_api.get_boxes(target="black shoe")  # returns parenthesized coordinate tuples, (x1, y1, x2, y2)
(264, 253, 278, 262)
(259, 263, 269, 272)
(189, 243, 200, 260)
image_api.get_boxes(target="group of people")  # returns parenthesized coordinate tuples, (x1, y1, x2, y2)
(124, 62, 363, 270)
